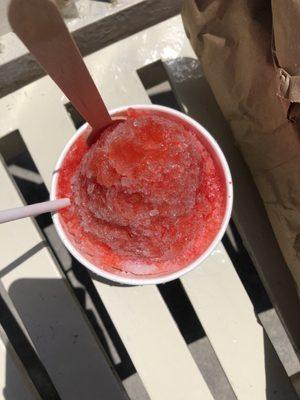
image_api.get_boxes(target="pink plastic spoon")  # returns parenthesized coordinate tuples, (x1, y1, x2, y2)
(0, 198, 70, 224)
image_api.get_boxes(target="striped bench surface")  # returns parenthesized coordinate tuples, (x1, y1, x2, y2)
(0, 11, 299, 400)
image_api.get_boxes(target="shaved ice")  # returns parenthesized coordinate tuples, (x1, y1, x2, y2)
(56, 108, 226, 277)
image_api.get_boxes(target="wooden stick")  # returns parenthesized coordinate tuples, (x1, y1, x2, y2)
(8, 0, 112, 131)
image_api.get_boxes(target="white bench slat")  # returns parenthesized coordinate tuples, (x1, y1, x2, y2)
(182, 245, 298, 399)
(0, 19, 217, 400)
(94, 283, 213, 400)
(0, 164, 42, 268)
(188, 247, 265, 397)
(0, 327, 41, 400)
(0, 0, 182, 98)
(0, 161, 128, 400)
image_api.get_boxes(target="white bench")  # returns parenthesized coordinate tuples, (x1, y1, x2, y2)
(0, 7, 299, 400)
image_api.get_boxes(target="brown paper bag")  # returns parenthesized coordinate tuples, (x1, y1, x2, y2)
(182, 0, 300, 289)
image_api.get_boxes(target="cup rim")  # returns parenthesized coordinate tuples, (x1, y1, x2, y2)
(50, 104, 233, 285)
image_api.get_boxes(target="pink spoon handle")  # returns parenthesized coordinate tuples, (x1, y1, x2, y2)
(8, 0, 112, 131)
(0, 198, 70, 224)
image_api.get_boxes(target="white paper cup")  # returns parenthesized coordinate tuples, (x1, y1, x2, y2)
(51, 104, 233, 285)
